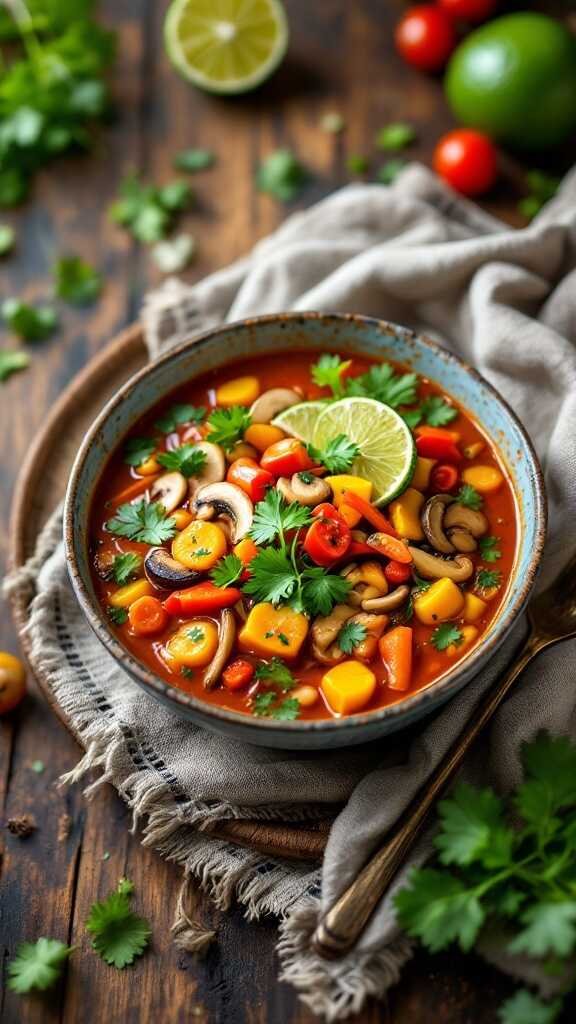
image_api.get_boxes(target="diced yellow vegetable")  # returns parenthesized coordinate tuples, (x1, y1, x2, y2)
(172, 520, 227, 571)
(463, 592, 487, 623)
(389, 488, 425, 541)
(321, 661, 376, 715)
(411, 457, 436, 491)
(238, 603, 309, 659)
(360, 561, 388, 593)
(172, 508, 194, 530)
(244, 423, 286, 452)
(414, 578, 464, 625)
(447, 625, 479, 657)
(216, 376, 260, 408)
(109, 579, 152, 608)
(462, 465, 504, 494)
(166, 620, 219, 668)
(225, 442, 259, 463)
(463, 442, 484, 460)
(326, 475, 373, 527)
(137, 455, 160, 476)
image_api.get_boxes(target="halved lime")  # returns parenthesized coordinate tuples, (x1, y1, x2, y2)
(164, 0, 289, 95)
(271, 400, 326, 442)
(312, 397, 416, 505)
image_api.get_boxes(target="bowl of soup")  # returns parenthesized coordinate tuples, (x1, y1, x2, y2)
(64, 313, 546, 748)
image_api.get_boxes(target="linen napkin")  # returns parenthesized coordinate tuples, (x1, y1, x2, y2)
(5, 164, 576, 1021)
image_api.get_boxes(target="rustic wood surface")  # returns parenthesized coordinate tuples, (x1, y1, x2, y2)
(1, 1, 572, 1021)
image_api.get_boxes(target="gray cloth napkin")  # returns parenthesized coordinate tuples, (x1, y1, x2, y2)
(5, 164, 576, 1021)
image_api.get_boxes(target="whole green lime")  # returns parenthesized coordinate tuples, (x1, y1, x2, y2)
(445, 13, 576, 149)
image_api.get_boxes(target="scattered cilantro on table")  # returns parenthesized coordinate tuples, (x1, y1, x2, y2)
(307, 434, 360, 474)
(8, 937, 73, 994)
(111, 553, 142, 586)
(337, 620, 367, 654)
(0, 224, 15, 254)
(456, 484, 483, 511)
(0, 348, 30, 383)
(173, 148, 215, 172)
(110, 174, 192, 243)
(54, 256, 102, 305)
(123, 437, 156, 467)
(2, 299, 58, 341)
(106, 500, 176, 545)
(211, 553, 244, 589)
(256, 149, 308, 202)
(206, 405, 251, 452)
(430, 623, 463, 651)
(86, 878, 151, 968)
(376, 159, 406, 185)
(479, 536, 501, 563)
(155, 403, 205, 433)
(346, 154, 369, 176)
(157, 443, 207, 478)
(376, 122, 416, 151)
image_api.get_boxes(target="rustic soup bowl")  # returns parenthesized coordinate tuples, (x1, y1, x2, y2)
(64, 313, 546, 749)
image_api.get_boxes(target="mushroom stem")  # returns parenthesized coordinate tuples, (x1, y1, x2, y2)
(203, 609, 236, 690)
(407, 547, 474, 582)
(361, 585, 410, 612)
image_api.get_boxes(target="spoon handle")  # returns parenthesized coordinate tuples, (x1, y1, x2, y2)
(311, 637, 542, 959)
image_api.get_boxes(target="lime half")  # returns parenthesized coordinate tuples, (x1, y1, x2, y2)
(271, 400, 326, 441)
(313, 397, 416, 505)
(164, 0, 288, 95)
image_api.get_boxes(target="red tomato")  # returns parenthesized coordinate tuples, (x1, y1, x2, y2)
(222, 659, 255, 691)
(312, 502, 345, 524)
(395, 5, 456, 72)
(226, 458, 274, 503)
(438, 0, 496, 23)
(430, 463, 459, 492)
(415, 426, 462, 463)
(433, 130, 498, 197)
(303, 517, 351, 566)
(260, 438, 315, 477)
(384, 560, 413, 585)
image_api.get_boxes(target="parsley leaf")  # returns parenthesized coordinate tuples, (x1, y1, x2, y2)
(376, 159, 407, 185)
(475, 569, 502, 594)
(206, 405, 251, 452)
(242, 547, 298, 605)
(456, 484, 483, 510)
(255, 658, 296, 690)
(173, 148, 215, 172)
(2, 299, 58, 341)
(54, 256, 102, 305)
(509, 902, 576, 959)
(211, 554, 244, 589)
(307, 434, 360, 474)
(435, 783, 512, 868)
(337, 620, 367, 654)
(256, 149, 308, 202)
(249, 490, 311, 547)
(376, 122, 416, 151)
(479, 536, 501, 562)
(419, 396, 458, 427)
(157, 443, 207, 478)
(186, 626, 205, 643)
(430, 623, 463, 651)
(108, 606, 128, 625)
(395, 868, 485, 952)
(252, 691, 276, 716)
(110, 174, 192, 243)
(0, 348, 30, 382)
(112, 553, 142, 586)
(301, 567, 351, 616)
(346, 154, 369, 175)
(347, 363, 418, 409)
(123, 437, 155, 467)
(311, 353, 351, 398)
(0, 224, 15, 255)
(154, 403, 205, 433)
(8, 937, 73, 993)
(106, 500, 176, 545)
(271, 697, 300, 720)
(86, 883, 151, 969)
(498, 990, 562, 1024)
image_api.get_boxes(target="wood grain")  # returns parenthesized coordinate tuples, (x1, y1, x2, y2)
(1, 1, 573, 1021)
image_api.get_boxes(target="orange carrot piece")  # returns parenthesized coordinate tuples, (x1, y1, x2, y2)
(111, 475, 160, 506)
(128, 595, 168, 636)
(379, 626, 413, 691)
(368, 534, 413, 564)
(340, 491, 399, 537)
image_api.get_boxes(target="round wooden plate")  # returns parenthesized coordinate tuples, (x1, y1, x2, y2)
(8, 323, 329, 862)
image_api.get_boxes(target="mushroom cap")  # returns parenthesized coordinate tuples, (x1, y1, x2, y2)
(144, 547, 203, 590)
(188, 442, 226, 499)
(150, 472, 187, 513)
(249, 388, 302, 424)
(444, 503, 489, 538)
(289, 473, 332, 506)
(421, 494, 454, 554)
(193, 481, 254, 543)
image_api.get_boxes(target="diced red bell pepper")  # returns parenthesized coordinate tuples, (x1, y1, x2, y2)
(226, 458, 274, 503)
(430, 463, 459, 492)
(415, 426, 462, 463)
(384, 560, 413, 585)
(222, 658, 255, 691)
(338, 491, 399, 537)
(164, 582, 242, 617)
(303, 515, 351, 566)
(260, 438, 316, 477)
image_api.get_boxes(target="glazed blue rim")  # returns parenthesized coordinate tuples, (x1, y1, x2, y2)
(64, 312, 547, 737)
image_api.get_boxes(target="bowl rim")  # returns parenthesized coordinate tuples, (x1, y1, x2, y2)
(64, 311, 547, 737)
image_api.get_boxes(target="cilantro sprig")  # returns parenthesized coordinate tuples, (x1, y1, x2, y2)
(157, 443, 207, 478)
(249, 489, 311, 547)
(256, 149, 308, 202)
(307, 434, 360, 474)
(346, 362, 419, 409)
(311, 353, 351, 398)
(110, 174, 192, 243)
(8, 938, 73, 993)
(206, 405, 251, 452)
(255, 657, 295, 690)
(403, 395, 459, 430)
(112, 553, 142, 586)
(2, 299, 58, 341)
(86, 879, 151, 968)
(337, 620, 367, 654)
(106, 500, 176, 545)
(0, 349, 30, 383)
(252, 659, 300, 719)
(479, 536, 501, 563)
(211, 554, 244, 589)
(54, 256, 102, 305)
(123, 437, 155, 467)
(476, 569, 502, 594)
(154, 403, 205, 434)
(457, 485, 483, 511)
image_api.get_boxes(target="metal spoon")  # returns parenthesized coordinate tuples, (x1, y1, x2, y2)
(312, 553, 576, 959)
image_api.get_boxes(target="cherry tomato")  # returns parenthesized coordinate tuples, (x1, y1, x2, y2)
(415, 426, 462, 463)
(384, 560, 413, 585)
(395, 5, 456, 72)
(433, 130, 498, 197)
(222, 658, 255, 691)
(0, 652, 26, 715)
(430, 463, 459, 492)
(260, 438, 315, 477)
(303, 516, 351, 566)
(438, 0, 496, 23)
(312, 502, 346, 524)
(226, 458, 274, 503)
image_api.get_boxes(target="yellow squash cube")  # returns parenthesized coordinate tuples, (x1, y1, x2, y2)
(216, 376, 260, 407)
(463, 592, 487, 623)
(238, 603, 309, 659)
(414, 578, 464, 625)
(447, 625, 479, 657)
(109, 579, 152, 608)
(326, 475, 373, 527)
(411, 457, 436, 491)
(321, 661, 376, 716)
(462, 465, 504, 494)
(389, 488, 425, 541)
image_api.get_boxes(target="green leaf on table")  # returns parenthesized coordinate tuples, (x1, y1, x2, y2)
(110, 174, 192, 243)
(346, 154, 369, 175)
(508, 902, 576, 959)
(0, 224, 15, 255)
(54, 256, 102, 305)
(435, 783, 512, 868)
(86, 885, 151, 969)
(106, 500, 176, 545)
(0, 348, 30, 382)
(498, 990, 562, 1024)
(395, 868, 485, 952)
(2, 299, 58, 341)
(173, 148, 215, 172)
(8, 937, 74, 993)
(376, 160, 407, 185)
(376, 122, 416, 151)
(155, 403, 205, 433)
(151, 234, 196, 273)
(256, 149, 308, 202)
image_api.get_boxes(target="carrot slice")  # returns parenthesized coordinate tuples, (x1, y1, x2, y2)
(111, 475, 160, 506)
(128, 595, 168, 636)
(340, 491, 399, 537)
(379, 626, 413, 691)
(367, 533, 412, 564)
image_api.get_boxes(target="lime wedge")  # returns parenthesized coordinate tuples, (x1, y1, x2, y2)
(164, 0, 288, 95)
(271, 400, 326, 442)
(312, 397, 416, 505)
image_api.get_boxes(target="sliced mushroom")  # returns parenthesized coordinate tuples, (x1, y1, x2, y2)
(311, 604, 355, 664)
(289, 473, 332, 506)
(193, 482, 253, 543)
(249, 388, 302, 424)
(407, 547, 474, 582)
(361, 585, 410, 612)
(446, 527, 478, 553)
(150, 472, 187, 513)
(188, 442, 226, 499)
(276, 476, 298, 503)
(421, 494, 455, 554)
(443, 503, 489, 537)
(203, 609, 236, 690)
(144, 548, 202, 591)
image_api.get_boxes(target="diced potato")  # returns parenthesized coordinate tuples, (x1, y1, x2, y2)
(411, 457, 436, 491)
(244, 423, 286, 452)
(463, 592, 487, 623)
(414, 578, 464, 625)
(462, 465, 504, 494)
(321, 661, 376, 715)
(326, 475, 373, 527)
(109, 579, 152, 608)
(360, 561, 388, 593)
(216, 376, 260, 408)
(447, 624, 479, 657)
(238, 603, 309, 659)
(166, 620, 219, 667)
(389, 488, 425, 541)
(172, 520, 227, 571)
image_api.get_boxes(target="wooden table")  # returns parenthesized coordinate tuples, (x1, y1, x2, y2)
(1, 2, 572, 1020)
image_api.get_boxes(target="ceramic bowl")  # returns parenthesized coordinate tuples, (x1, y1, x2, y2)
(64, 313, 546, 749)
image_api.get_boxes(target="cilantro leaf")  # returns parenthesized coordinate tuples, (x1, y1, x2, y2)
(430, 623, 463, 652)
(435, 783, 512, 868)
(117, 877, 135, 896)
(151, 234, 196, 274)
(112, 553, 142, 586)
(110, 174, 192, 243)
(186, 625, 205, 643)
(271, 697, 300, 720)
(252, 692, 276, 716)
(401, 408, 423, 430)
(2, 299, 57, 341)
(157, 443, 207, 478)
(509, 902, 576, 958)
(307, 434, 360, 474)
(479, 536, 501, 563)
(123, 437, 155, 467)
(457, 484, 483, 510)
(376, 159, 407, 185)
(206, 405, 251, 452)
(211, 554, 244, 589)
(347, 363, 418, 409)
(86, 888, 151, 969)
(256, 149, 308, 202)
(0, 224, 15, 255)
(419, 396, 458, 427)
(337, 620, 367, 654)
(0, 348, 30, 382)
(54, 255, 102, 305)
(475, 569, 502, 594)
(346, 154, 369, 175)
(106, 500, 176, 545)
(255, 658, 296, 690)
(395, 868, 485, 952)
(376, 122, 416, 151)
(108, 606, 128, 625)
(249, 490, 311, 547)
(311, 353, 351, 398)
(174, 148, 215, 172)
(301, 567, 351, 616)
(516, 733, 576, 828)
(8, 937, 73, 993)
(498, 990, 562, 1024)
(242, 547, 298, 605)
(154, 403, 205, 433)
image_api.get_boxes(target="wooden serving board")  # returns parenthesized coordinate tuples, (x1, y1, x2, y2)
(7, 323, 329, 862)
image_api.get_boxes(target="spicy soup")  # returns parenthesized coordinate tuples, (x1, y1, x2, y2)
(89, 349, 517, 722)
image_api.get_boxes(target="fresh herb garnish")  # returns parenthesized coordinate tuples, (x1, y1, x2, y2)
(498, 990, 561, 1024)
(298, 471, 315, 485)
(2, 299, 58, 341)
(300, 567, 351, 617)
(347, 362, 419, 409)
(86, 878, 151, 968)
(376, 122, 416, 151)
(249, 489, 312, 547)
(206, 405, 251, 452)
(7, 938, 73, 994)
(402, 396, 458, 429)
(0, 224, 15, 255)
(210, 553, 244, 589)
(243, 548, 299, 605)
(180, 666, 194, 678)
(346, 154, 369, 175)
(151, 234, 196, 274)
(186, 626, 205, 643)
(157, 443, 207, 478)
(106, 500, 176, 545)
(252, 691, 276, 716)
(112, 553, 142, 586)
(307, 434, 360, 474)
(123, 437, 156, 467)
(0, 349, 30, 382)
(311, 353, 351, 398)
(108, 606, 128, 626)
(430, 623, 463, 651)
(270, 697, 300, 721)
(253, 692, 300, 720)
(154, 403, 205, 433)
(456, 484, 483, 511)
(337, 620, 367, 654)
(255, 657, 295, 690)
(476, 569, 502, 594)
(54, 256, 102, 305)
(518, 170, 561, 222)
(376, 159, 407, 185)
(110, 174, 192, 243)
(173, 148, 215, 172)
(256, 149, 308, 202)
(265, 630, 290, 646)
(479, 536, 501, 563)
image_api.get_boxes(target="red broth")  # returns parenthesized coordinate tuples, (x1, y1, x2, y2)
(89, 350, 517, 721)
